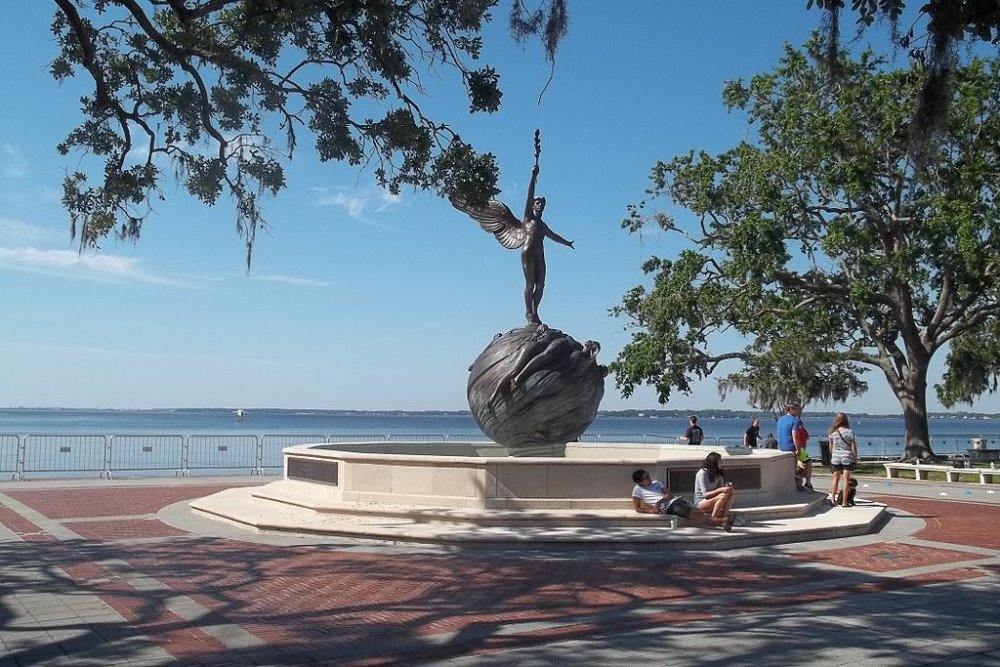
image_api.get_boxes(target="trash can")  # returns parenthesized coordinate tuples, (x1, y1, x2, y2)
(819, 439, 831, 467)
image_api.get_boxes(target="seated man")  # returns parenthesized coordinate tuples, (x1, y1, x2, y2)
(794, 438, 814, 491)
(630, 469, 733, 531)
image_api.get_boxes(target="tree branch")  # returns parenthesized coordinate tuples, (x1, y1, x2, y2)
(118, 0, 228, 153)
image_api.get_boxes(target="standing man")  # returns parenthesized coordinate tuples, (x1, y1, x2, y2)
(683, 415, 704, 445)
(744, 416, 760, 448)
(776, 401, 803, 453)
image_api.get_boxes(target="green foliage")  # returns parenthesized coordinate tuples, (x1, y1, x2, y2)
(718, 333, 869, 418)
(808, 0, 1000, 152)
(49, 0, 567, 267)
(614, 37, 1000, 457)
(937, 315, 1000, 407)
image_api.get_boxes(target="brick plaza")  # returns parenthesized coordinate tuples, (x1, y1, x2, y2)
(1, 476, 998, 666)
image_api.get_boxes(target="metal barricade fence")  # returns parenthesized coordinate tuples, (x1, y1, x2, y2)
(110, 435, 185, 477)
(580, 433, 648, 444)
(563, 433, 695, 444)
(444, 432, 494, 442)
(931, 436, 963, 455)
(639, 433, 681, 444)
(260, 434, 327, 470)
(384, 433, 448, 442)
(580, 433, 620, 443)
(4, 431, 999, 479)
(23, 434, 109, 477)
(854, 437, 888, 458)
(186, 435, 261, 475)
(327, 434, 390, 444)
(1, 434, 21, 480)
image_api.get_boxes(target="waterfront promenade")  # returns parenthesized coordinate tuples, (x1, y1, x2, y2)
(1, 474, 998, 666)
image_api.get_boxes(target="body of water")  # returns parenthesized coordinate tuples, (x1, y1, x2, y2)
(2, 408, 998, 459)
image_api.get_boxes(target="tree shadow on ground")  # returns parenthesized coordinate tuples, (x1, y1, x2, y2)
(1, 530, 996, 665)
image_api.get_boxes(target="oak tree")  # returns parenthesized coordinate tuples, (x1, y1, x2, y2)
(50, 0, 566, 266)
(613, 38, 1000, 461)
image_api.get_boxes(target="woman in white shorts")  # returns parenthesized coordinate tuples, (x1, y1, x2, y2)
(828, 412, 858, 507)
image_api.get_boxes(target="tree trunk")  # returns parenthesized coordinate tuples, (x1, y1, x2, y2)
(898, 364, 937, 462)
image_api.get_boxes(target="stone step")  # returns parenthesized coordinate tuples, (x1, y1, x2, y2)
(188, 485, 885, 550)
(251, 481, 826, 525)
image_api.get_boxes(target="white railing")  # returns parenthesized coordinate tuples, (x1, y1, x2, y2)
(0, 432, 996, 480)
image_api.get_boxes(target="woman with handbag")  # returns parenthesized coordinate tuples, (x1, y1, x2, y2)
(828, 412, 859, 507)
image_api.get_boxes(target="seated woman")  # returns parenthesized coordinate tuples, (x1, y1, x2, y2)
(694, 452, 735, 519)
(631, 469, 733, 531)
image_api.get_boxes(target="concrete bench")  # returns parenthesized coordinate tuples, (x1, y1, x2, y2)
(883, 462, 999, 483)
(883, 462, 954, 480)
(977, 469, 1000, 484)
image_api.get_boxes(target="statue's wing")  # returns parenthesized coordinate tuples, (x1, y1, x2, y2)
(450, 196, 526, 250)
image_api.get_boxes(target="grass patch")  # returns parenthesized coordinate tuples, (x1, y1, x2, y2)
(847, 462, 888, 478)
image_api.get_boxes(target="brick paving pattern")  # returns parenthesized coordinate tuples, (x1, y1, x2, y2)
(65, 518, 190, 541)
(3, 485, 240, 519)
(793, 541, 990, 573)
(868, 494, 1000, 549)
(0, 480, 997, 666)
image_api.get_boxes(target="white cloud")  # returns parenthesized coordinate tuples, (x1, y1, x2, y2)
(251, 273, 333, 288)
(1, 144, 26, 178)
(0, 184, 62, 210)
(0, 246, 186, 286)
(313, 186, 402, 222)
(0, 218, 62, 244)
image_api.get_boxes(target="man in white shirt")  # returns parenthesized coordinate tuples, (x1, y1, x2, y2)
(631, 469, 733, 530)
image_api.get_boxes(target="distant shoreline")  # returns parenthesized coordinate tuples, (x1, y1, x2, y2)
(2, 406, 998, 420)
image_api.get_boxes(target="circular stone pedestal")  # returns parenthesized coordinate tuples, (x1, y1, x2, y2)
(187, 442, 885, 548)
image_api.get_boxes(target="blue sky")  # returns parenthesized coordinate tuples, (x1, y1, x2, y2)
(0, 2, 993, 414)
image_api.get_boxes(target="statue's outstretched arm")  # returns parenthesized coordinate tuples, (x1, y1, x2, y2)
(544, 224, 574, 249)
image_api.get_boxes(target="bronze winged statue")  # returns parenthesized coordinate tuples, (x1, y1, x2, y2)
(450, 131, 574, 325)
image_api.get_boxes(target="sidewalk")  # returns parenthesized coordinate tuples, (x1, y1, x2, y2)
(0, 475, 997, 666)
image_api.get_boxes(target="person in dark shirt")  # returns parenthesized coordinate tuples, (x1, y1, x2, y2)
(683, 415, 704, 445)
(744, 416, 760, 448)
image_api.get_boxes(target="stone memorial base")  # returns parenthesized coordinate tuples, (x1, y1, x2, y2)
(190, 441, 886, 548)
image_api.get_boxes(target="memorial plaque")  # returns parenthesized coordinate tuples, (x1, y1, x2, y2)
(287, 457, 339, 486)
(667, 466, 761, 493)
